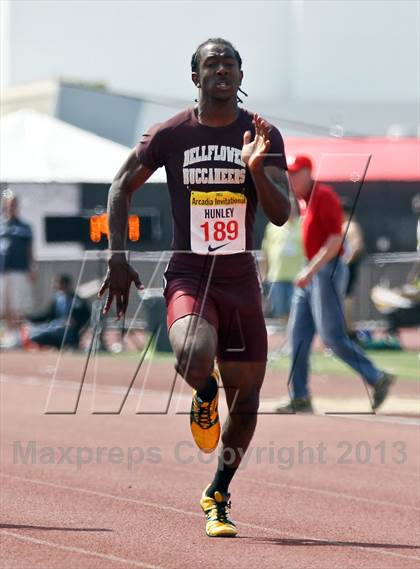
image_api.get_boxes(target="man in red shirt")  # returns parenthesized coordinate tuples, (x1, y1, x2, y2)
(99, 38, 291, 536)
(277, 155, 395, 413)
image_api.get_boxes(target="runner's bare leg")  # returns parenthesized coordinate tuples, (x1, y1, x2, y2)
(218, 361, 265, 467)
(169, 315, 217, 391)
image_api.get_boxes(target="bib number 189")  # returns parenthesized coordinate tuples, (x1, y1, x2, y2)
(200, 220, 239, 242)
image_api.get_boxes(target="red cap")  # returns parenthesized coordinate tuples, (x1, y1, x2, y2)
(287, 155, 313, 172)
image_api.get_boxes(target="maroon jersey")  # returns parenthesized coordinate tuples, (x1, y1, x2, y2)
(135, 108, 287, 257)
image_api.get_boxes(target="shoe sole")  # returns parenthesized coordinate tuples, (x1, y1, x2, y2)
(200, 485, 237, 538)
(275, 406, 314, 414)
(372, 375, 396, 410)
(206, 529, 237, 537)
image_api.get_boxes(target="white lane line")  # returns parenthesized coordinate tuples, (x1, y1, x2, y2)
(162, 464, 420, 512)
(331, 414, 420, 427)
(1, 473, 201, 517)
(2, 374, 419, 425)
(242, 475, 420, 511)
(363, 547, 420, 562)
(359, 461, 419, 478)
(0, 530, 164, 569)
(2, 473, 419, 563)
(0, 374, 192, 404)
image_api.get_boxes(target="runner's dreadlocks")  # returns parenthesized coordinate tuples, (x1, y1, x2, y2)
(191, 38, 248, 103)
(191, 37, 242, 72)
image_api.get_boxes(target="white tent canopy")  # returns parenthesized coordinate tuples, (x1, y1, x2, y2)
(0, 109, 167, 184)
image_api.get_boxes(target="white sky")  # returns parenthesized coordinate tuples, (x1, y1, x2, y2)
(3, 0, 419, 109)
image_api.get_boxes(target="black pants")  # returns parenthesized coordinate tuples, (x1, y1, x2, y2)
(29, 323, 78, 348)
(386, 304, 420, 334)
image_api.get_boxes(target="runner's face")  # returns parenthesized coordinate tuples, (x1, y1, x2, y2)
(194, 43, 242, 100)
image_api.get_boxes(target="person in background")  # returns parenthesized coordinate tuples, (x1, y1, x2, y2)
(276, 155, 395, 414)
(261, 194, 304, 325)
(0, 190, 35, 348)
(22, 274, 91, 350)
(383, 193, 420, 342)
(384, 284, 420, 340)
(341, 199, 365, 339)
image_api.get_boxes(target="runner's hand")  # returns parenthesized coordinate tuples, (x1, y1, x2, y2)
(98, 256, 144, 318)
(241, 114, 271, 171)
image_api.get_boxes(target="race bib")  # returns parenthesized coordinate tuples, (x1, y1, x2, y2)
(190, 190, 247, 255)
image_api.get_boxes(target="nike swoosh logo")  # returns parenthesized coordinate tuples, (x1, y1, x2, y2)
(208, 243, 229, 252)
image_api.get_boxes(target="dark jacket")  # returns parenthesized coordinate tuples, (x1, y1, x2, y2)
(29, 292, 91, 335)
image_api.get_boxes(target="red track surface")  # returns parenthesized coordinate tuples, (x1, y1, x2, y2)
(1, 351, 419, 568)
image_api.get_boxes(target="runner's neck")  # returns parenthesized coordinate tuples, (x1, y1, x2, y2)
(195, 99, 240, 127)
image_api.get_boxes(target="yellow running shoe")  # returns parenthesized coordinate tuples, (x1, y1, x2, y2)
(190, 369, 220, 454)
(200, 484, 237, 538)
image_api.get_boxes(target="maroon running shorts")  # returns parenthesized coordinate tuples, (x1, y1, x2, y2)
(163, 253, 267, 362)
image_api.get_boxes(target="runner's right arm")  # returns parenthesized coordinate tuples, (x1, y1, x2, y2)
(99, 149, 155, 317)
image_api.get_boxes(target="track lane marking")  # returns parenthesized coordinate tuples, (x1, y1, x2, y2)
(160, 464, 420, 512)
(0, 530, 165, 569)
(242, 475, 420, 511)
(2, 473, 419, 563)
(2, 374, 419, 426)
(330, 414, 420, 427)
